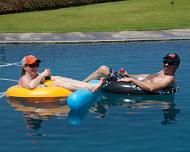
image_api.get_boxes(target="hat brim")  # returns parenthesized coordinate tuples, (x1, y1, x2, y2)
(36, 60, 41, 63)
(27, 59, 41, 65)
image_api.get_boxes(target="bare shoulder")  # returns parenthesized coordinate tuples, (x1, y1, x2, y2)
(18, 75, 31, 88)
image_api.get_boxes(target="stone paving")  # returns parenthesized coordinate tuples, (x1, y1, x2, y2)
(0, 29, 190, 43)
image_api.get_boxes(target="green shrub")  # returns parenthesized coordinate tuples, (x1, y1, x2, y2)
(0, 0, 120, 14)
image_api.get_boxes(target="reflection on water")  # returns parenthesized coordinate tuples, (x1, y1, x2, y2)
(7, 92, 180, 131)
(91, 93, 180, 125)
(7, 97, 70, 131)
(68, 101, 93, 125)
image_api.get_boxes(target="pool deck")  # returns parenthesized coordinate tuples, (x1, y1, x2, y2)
(0, 29, 190, 43)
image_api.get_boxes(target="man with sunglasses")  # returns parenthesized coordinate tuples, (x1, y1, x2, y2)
(83, 53, 180, 92)
(19, 55, 104, 92)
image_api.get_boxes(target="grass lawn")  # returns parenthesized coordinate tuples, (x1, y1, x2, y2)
(0, 0, 190, 32)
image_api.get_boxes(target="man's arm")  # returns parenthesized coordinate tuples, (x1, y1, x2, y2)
(118, 77, 174, 92)
(124, 70, 149, 79)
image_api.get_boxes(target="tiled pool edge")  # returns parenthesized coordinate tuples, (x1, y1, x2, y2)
(1, 29, 190, 43)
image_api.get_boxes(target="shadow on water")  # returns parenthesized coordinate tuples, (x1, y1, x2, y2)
(91, 93, 180, 125)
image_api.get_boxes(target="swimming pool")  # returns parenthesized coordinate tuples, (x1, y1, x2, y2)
(0, 40, 190, 152)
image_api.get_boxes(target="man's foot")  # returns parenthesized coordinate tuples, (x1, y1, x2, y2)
(91, 77, 106, 92)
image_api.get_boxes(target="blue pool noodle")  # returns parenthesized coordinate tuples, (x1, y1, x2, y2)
(67, 80, 99, 109)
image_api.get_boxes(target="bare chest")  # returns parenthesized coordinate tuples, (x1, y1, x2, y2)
(143, 73, 165, 83)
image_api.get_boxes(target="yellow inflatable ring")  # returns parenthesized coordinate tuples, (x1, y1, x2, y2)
(6, 80, 72, 98)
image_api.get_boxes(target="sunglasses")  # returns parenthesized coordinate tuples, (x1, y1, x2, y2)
(163, 59, 177, 66)
(26, 62, 40, 68)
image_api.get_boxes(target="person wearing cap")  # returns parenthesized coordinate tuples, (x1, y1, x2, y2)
(19, 55, 104, 92)
(83, 53, 180, 92)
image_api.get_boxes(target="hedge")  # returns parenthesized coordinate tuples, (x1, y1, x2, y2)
(0, 0, 120, 14)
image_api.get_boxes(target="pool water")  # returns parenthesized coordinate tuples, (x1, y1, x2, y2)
(0, 40, 190, 152)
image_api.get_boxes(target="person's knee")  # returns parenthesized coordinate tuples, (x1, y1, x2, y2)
(98, 65, 109, 75)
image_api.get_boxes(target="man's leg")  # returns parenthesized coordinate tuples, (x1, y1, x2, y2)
(83, 65, 110, 82)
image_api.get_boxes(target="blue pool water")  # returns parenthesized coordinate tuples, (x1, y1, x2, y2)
(0, 40, 190, 152)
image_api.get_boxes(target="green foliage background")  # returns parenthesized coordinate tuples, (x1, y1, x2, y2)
(0, 0, 190, 32)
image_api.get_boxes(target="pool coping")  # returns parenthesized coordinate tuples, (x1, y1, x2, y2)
(0, 29, 190, 43)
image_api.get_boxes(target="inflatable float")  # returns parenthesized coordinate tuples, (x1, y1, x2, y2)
(6, 80, 100, 108)
(102, 81, 178, 95)
(67, 80, 100, 110)
(6, 80, 72, 102)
